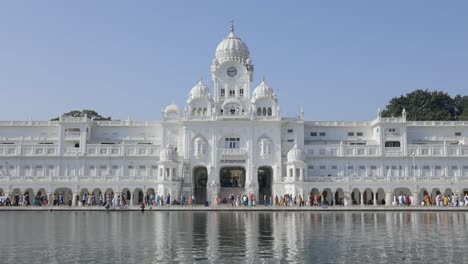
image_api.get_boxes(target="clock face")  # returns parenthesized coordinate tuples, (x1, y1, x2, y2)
(226, 66, 237, 77)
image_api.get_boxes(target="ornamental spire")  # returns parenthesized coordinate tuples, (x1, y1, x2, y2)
(230, 19, 234, 33)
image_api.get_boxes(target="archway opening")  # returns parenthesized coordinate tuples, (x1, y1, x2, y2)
(194, 167, 208, 204)
(79, 188, 89, 206)
(258, 166, 273, 205)
(322, 188, 333, 205)
(23, 188, 34, 206)
(363, 188, 374, 205)
(393, 187, 412, 205)
(11, 188, 21, 206)
(91, 188, 102, 206)
(121, 188, 131, 206)
(35, 188, 47, 206)
(376, 188, 386, 205)
(351, 188, 360, 205)
(334, 188, 345, 206)
(54, 187, 73, 206)
(104, 188, 114, 206)
(133, 188, 143, 205)
(431, 188, 441, 206)
(420, 188, 429, 206)
(147, 188, 155, 205)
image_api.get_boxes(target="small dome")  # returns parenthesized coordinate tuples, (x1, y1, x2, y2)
(252, 79, 276, 102)
(188, 80, 211, 102)
(287, 144, 305, 162)
(215, 22, 250, 63)
(164, 103, 180, 114)
(160, 144, 178, 161)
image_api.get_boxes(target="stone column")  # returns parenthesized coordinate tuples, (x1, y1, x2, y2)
(412, 191, 419, 206)
(373, 191, 377, 206)
(47, 192, 52, 206)
(360, 191, 364, 205)
(72, 192, 78, 207)
(344, 192, 351, 206)
(385, 192, 392, 206)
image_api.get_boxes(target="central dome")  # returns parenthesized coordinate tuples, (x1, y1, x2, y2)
(215, 22, 250, 63)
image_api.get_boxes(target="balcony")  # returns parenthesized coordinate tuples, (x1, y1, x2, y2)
(64, 131, 81, 139)
(220, 148, 247, 161)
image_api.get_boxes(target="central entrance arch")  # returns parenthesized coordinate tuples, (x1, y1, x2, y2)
(193, 167, 208, 204)
(258, 166, 273, 205)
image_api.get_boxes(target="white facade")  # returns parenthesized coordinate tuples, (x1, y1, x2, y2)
(1, 23, 468, 206)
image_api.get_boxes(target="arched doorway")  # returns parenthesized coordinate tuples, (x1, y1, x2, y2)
(258, 166, 273, 205)
(363, 188, 374, 205)
(11, 188, 21, 206)
(194, 167, 208, 204)
(133, 188, 143, 205)
(23, 188, 34, 206)
(376, 188, 386, 205)
(147, 188, 155, 205)
(91, 188, 102, 206)
(54, 187, 73, 206)
(104, 188, 114, 205)
(80, 188, 89, 206)
(335, 188, 345, 205)
(393, 187, 412, 205)
(322, 188, 333, 205)
(121, 188, 131, 206)
(36, 188, 47, 206)
(420, 188, 429, 206)
(431, 188, 441, 205)
(351, 188, 360, 205)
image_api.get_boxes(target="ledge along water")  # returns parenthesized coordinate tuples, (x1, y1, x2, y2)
(2, 205, 468, 211)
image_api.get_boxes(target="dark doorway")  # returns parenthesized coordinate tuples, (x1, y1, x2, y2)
(194, 167, 208, 203)
(258, 166, 273, 204)
(220, 167, 245, 187)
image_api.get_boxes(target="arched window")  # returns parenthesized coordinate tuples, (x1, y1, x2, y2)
(203, 108, 207, 116)
(262, 107, 267, 116)
(257, 107, 262, 116)
(385, 141, 401, 148)
(267, 107, 272, 116)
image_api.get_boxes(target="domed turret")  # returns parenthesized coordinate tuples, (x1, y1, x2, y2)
(160, 144, 178, 161)
(252, 79, 276, 102)
(163, 103, 180, 120)
(215, 21, 250, 64)
(287, 144, 305, 162)
(187, 80, 212, 102)
(164, 103, 179, 114)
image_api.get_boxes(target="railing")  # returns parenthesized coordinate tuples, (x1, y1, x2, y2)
(304, 144, 380, 157)
(0, 145, 59, 156)
(86, 144, 160, 157)
(64, 131, 81, 138)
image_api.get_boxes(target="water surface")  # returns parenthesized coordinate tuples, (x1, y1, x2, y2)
(0, 211, 467, 263)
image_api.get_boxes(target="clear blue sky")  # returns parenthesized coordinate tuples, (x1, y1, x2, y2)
(0, 1, 467, 121)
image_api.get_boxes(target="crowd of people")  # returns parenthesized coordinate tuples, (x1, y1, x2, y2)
(1, 191, 468, 208)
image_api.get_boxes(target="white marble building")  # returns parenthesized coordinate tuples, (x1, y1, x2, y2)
(1, 23, 468, 206)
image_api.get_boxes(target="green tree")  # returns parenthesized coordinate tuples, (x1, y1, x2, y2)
(453, 95, 468, 120)
(381, 90, 457, 121)
(51, 110, 112, 121)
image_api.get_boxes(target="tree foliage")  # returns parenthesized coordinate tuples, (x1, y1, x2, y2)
(51, 110, 112, 121)
(381, 89, 468, 121)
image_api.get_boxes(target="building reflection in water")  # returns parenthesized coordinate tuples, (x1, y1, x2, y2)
(0, 211, 467, 263)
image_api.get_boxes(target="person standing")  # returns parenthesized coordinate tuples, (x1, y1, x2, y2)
(166, 193, 171, 206)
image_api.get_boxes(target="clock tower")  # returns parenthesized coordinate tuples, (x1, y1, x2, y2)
(211, 21, 254, 116)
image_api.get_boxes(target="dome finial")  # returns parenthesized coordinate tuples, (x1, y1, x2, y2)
(230, 19, 234, 33)
(199, 74, 203, 82)
(262, 75, 266, 82)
